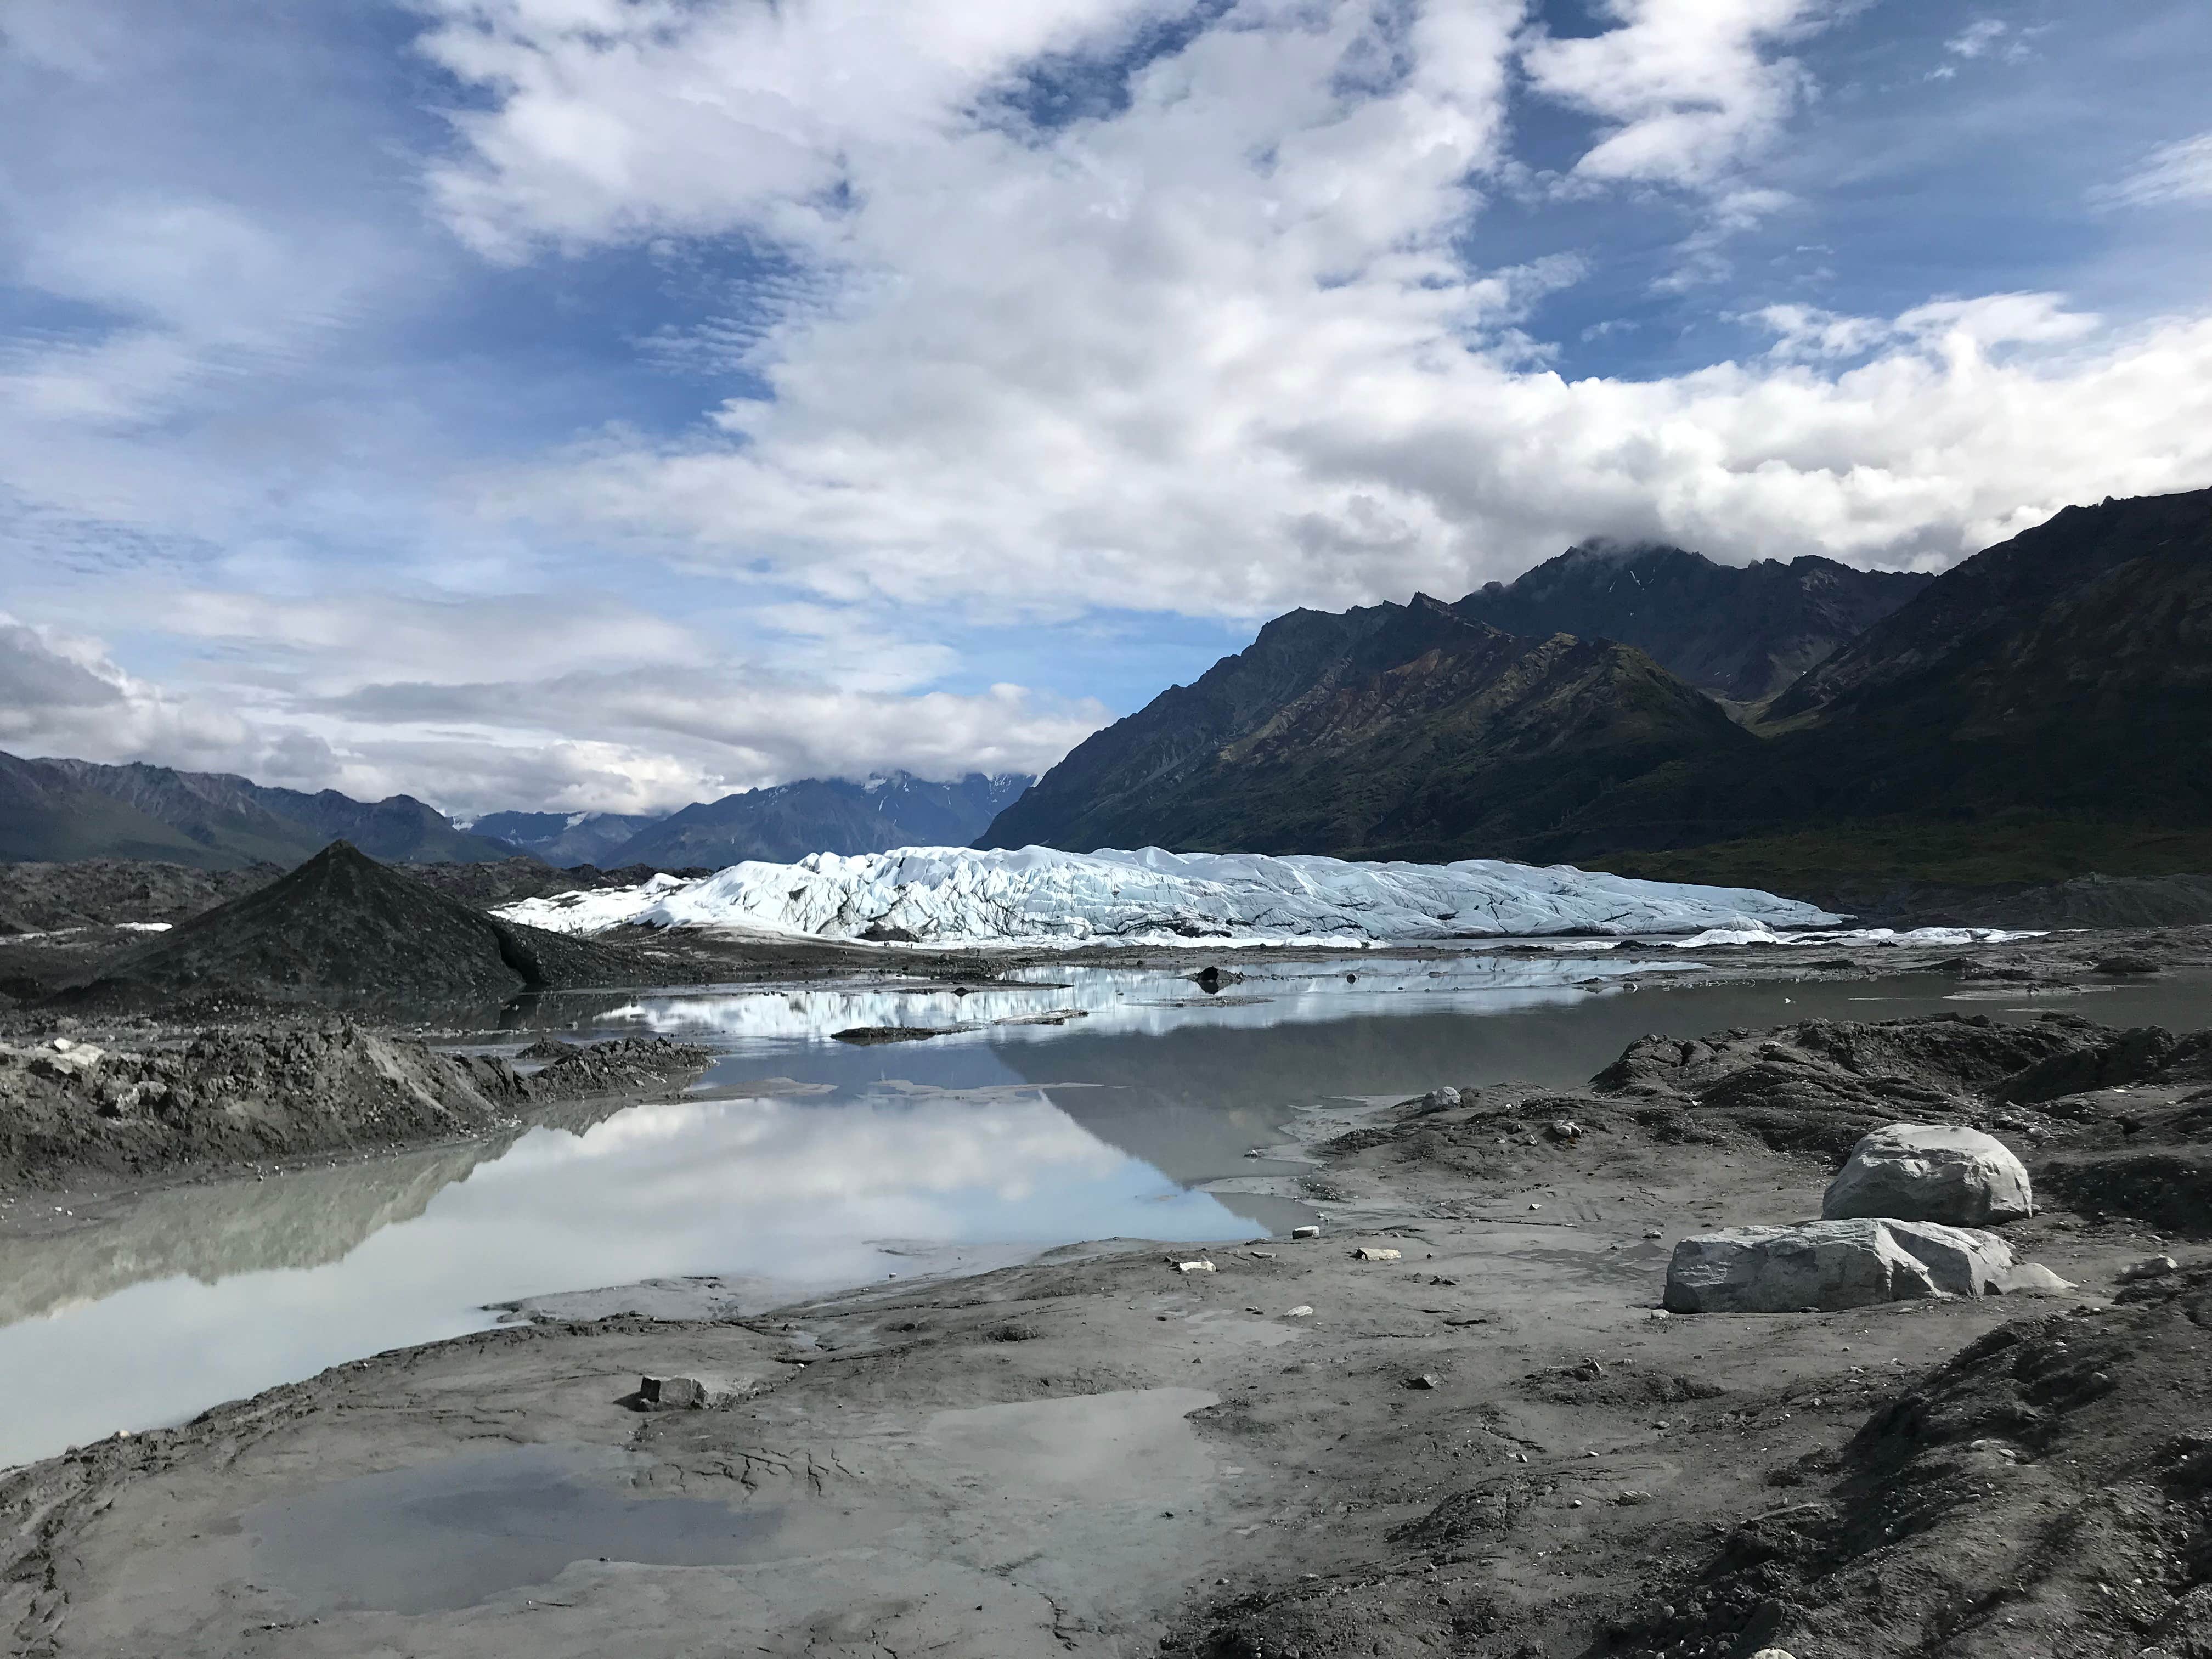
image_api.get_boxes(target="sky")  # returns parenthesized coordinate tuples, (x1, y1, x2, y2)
(2, 0, 2209, 818)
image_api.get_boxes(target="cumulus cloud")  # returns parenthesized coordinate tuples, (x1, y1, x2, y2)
(1519, 0, 1837, 191)
(414, 0, 2212, 619)
(0, 614, 251, 767)
(416, 0, 1199, 257)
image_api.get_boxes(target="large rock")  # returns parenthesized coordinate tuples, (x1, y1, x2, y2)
(1822, 1124, 2032, 1224)
(1663, 1218, 2014, 1313)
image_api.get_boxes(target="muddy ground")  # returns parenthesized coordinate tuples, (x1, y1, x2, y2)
(3, 939, 2210, 1657)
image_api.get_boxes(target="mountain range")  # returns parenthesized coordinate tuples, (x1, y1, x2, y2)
(0, 753, 1036, 874)
(0, 754, 518, 869)
(8, 493, 2202, 888)
(983, 487, 2212, 885)
(610, 772, 1032, 867)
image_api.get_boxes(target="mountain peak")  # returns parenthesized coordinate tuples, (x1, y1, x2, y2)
(1457, 541, 1931, 702)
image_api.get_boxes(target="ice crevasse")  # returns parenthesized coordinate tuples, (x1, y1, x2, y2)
(495, 845, 1842, 945)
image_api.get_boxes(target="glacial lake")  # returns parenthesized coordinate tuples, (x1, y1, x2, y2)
(3, 951, 2209, 1468)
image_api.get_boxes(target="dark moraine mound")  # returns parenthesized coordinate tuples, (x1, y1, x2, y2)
(0, 1027, 711, 1189)
(1596, 1268, 2212, 1658)
(59, 842, 638, 1010)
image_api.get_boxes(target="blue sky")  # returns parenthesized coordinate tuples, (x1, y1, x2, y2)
(2, 0, 2209, 815)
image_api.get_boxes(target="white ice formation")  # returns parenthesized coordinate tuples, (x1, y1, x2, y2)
(1666, 924, 2045, 949)
(496, 845, 1839, 946)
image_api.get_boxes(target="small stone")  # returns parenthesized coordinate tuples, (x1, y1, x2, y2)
(1404, 1374, 1439, 1390)
(1290, 1225, 1322, 1240)
(1176, 1259, 1216, 1274)
(2119, 1255, 2179, 1282)
(1283, 1305, 1314, 1318)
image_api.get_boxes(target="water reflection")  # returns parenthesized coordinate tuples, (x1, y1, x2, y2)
(7, 956, 2206, 1469)
(595, 955, 1669, 1046)
(0, 1085, 1256, 1466)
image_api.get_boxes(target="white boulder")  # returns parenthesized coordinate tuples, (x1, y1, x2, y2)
(1822, 1124, 2033, 1226)
(1663, 1218, 2015, 1313)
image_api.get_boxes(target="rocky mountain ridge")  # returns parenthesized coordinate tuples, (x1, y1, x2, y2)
(980, 594, 1754, 862)
(614, 770, 1032, 867)
(984, 487, 2212, 881)
(1456, 540, 1930, 703)
(0, 752, 517, 870)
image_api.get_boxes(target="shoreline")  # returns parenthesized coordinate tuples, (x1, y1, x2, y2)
(9, 920, 2205, 1210)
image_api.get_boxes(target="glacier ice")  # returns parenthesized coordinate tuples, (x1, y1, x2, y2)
(495, 844, 1841, 945)
(1665, 923, 2046, 949)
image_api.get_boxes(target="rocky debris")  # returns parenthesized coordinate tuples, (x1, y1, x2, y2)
(1822, 1123, 2033, 1226)
(1353, 1246, 1403, 1262)
(54, 842, 643, 1012)
(523, 1036, 714, 1098)
(0, 859, 280, 934)
(2119, 1255, 2180, 1282)
(2094, 952, 2163, 975)
(1187, 964, 1243, 994)
(1995, 1024, 2212, 1104)
(1417, 1086, 1462, 1111)
(1291, 1224, 1321, 1240)
(632, 1373, 755, 1410)
(1590, 1013, 2102, 1155)
(1663, 1219, 2014, 1313)
(1993, 1262, 2077, 1295)
(0, 1025, 709, 1189)
(1611, 1267, 2212, 1659)
(831, 1025, 955, 1045)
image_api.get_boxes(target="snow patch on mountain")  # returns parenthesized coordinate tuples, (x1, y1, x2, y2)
(494, 845, 1841, 945)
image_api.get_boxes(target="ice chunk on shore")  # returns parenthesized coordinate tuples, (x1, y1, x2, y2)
(495, 845, 1839, 945)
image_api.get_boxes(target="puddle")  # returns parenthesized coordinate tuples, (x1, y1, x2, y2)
(246, 1443, 819, 1614)
(924, 1386, 1221, 1503)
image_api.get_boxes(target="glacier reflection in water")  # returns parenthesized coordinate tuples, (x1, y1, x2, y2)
(595, 953, 1677, 1046)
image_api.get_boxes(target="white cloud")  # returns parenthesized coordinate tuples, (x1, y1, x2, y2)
(0, 614, 251, 768)
(2099, 132, 2212, 210)
(416, 0, 1198, 257)
(321, 670, 1106, 805)
(409, 0, 2212, 619)
(1519, 0, 1837, 191)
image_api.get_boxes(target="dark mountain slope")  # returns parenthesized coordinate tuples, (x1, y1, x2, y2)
(0, 753, 234, 866)
(62, 842, 635, 1009)
(1757, 486, 2212, 823)
(1455, 541, 1930, 703)
(617, 771, 1032, 866)
(980, 596, 1754, 862)
(983, 488, 2212, 882)
(0, 752, 518, 868)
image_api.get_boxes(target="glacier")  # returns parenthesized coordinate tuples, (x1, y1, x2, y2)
(495, 845, 1841, 945)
